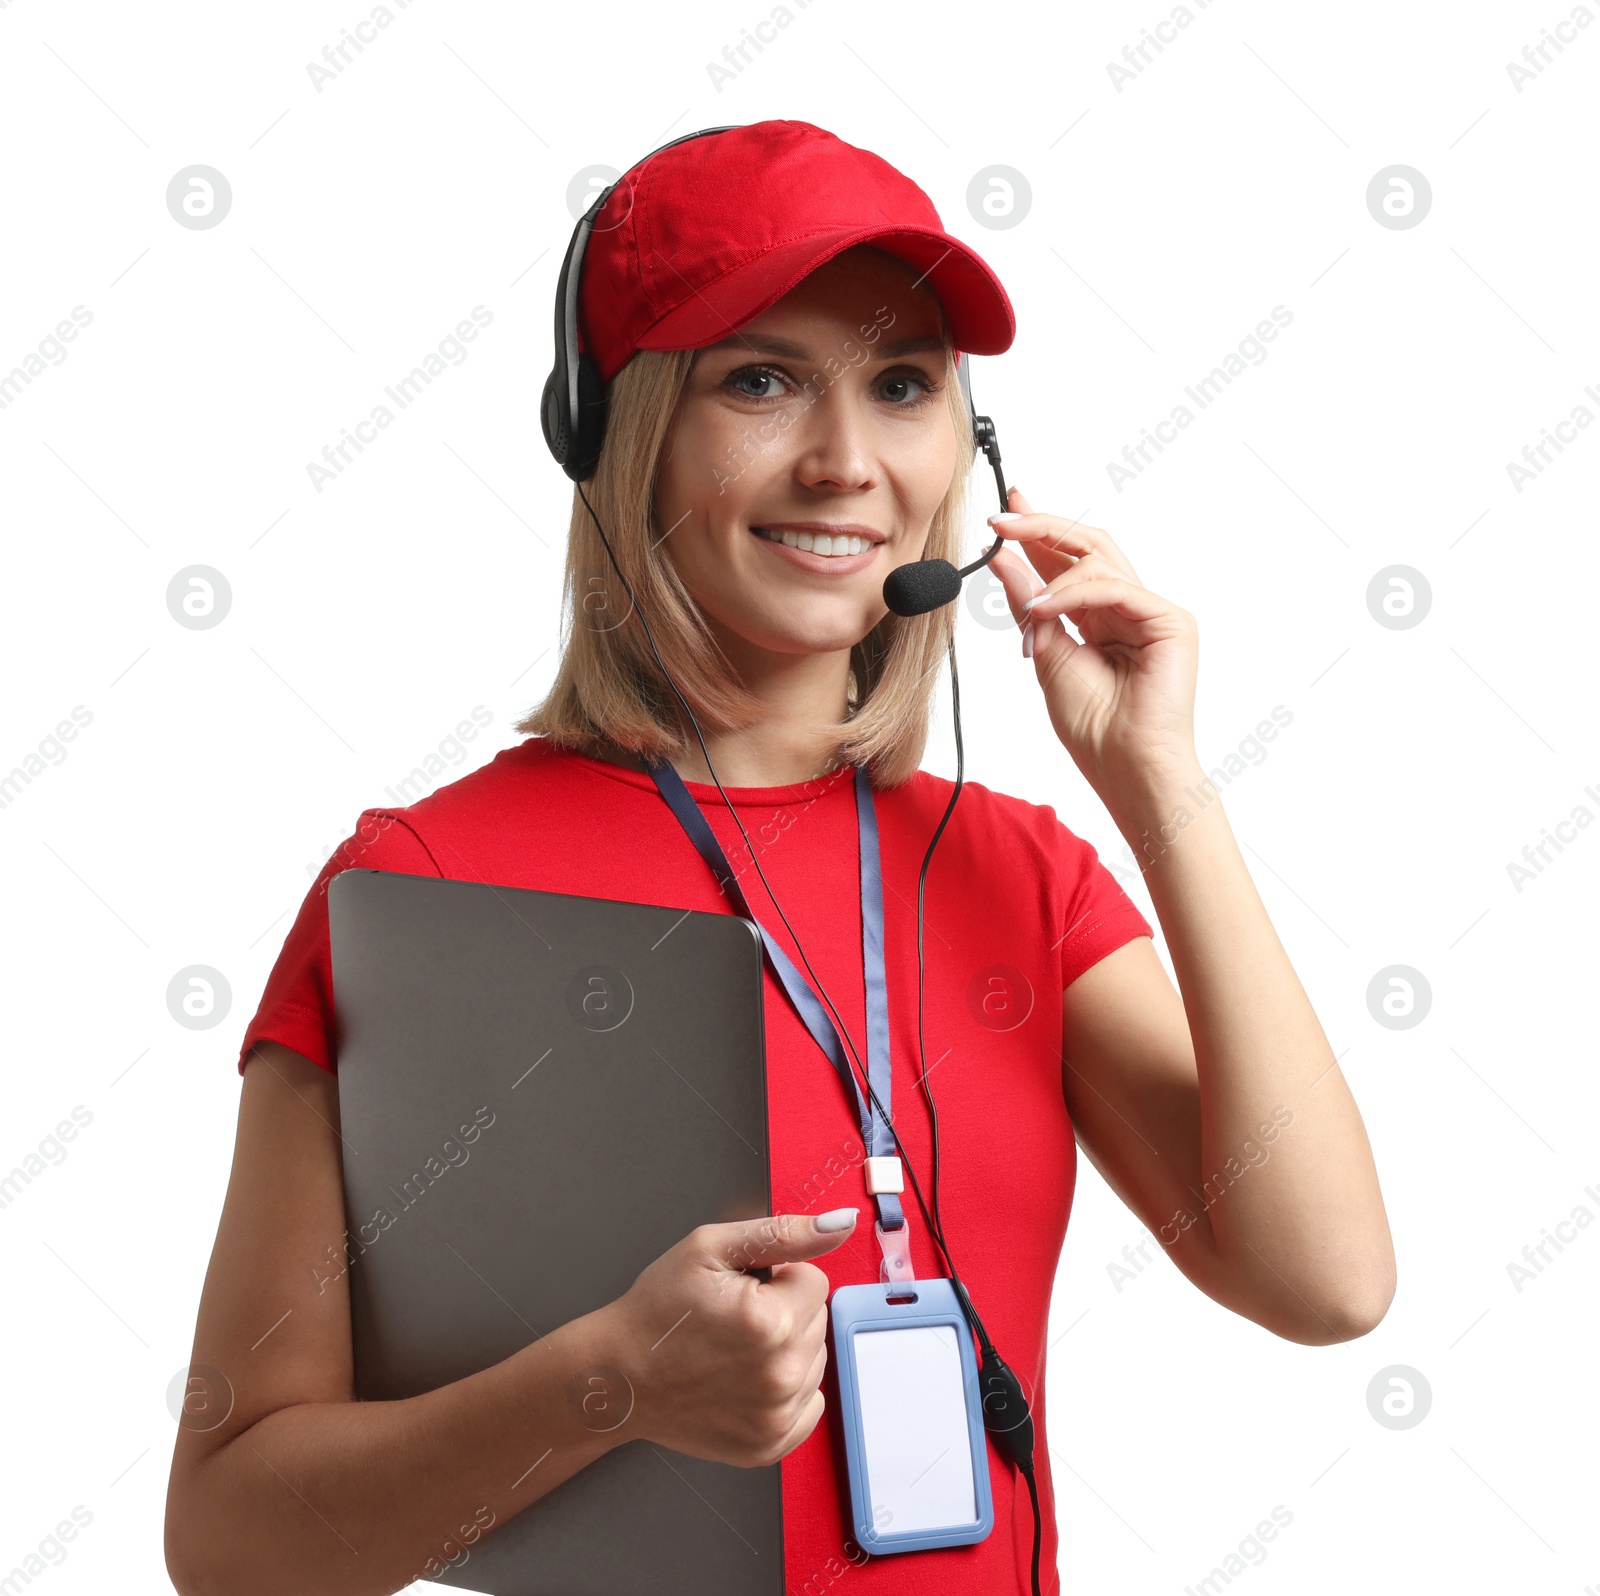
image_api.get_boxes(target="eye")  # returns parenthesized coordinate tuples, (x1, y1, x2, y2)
(877, 369, 937, 408)
(724, 364, 790, 401)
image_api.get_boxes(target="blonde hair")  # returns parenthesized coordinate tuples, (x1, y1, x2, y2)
(516, 340, 976, 787)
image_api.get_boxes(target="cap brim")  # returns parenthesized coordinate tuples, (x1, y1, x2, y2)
(632, 225, 1015, 363)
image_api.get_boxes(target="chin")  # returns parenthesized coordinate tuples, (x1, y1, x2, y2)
(741, 605, 880, 657)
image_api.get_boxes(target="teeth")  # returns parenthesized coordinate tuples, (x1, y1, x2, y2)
(753, 527, 870, 558)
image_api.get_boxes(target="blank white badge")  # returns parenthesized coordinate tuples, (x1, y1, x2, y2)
(852, 1324, 978, 1534)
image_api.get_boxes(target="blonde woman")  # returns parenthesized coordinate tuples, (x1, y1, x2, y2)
(165, 121, 1394, 1596)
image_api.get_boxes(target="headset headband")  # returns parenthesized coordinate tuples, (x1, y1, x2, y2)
(544, 126, 740, 482)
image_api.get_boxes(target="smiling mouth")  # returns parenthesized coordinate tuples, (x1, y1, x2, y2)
(751, 527, 874, 557)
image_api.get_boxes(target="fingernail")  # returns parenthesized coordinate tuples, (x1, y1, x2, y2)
(987, 511, 1022, 524)
(814, 1207, 858, 1233)
(1022, 621, 1034, 659)
(1023, 593, 1041, 611)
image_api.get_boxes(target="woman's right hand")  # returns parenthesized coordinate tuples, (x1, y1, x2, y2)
(590, 1208, 861, 1468)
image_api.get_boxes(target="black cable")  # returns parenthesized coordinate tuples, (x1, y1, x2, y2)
(1024, 1462, 1045, 1596)
(912, 638, 992, 1345)
(576, 481, 960, 1288)
(918, 636, 1046, 1596)
(574, 481, 1043, 1596)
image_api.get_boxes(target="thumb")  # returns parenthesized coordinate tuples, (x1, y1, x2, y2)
(703, 1208, 861, 1272)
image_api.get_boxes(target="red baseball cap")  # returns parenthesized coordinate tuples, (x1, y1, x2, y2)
(577, 120, 1016, 385)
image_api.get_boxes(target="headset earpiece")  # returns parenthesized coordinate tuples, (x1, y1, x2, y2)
(567, 350, 608, 481)
(539, 367, 569, 464)
(543, 350, 608, 482)
(543, 192, 613, 483)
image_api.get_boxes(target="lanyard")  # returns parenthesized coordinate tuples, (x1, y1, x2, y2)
(647, 759, 906, 1235)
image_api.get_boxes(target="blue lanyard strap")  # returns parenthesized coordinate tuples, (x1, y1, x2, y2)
(646, 759, 905, 1232)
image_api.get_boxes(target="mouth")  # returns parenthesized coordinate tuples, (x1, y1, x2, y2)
(749, 522, 883, 572)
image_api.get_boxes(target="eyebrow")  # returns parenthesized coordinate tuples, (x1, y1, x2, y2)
(703, 332, 947, 360)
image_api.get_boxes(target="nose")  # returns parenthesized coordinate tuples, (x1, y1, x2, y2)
(790, 391, 876, 495)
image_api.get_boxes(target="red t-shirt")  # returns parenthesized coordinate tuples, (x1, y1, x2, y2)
(237, 735, 1153, 1596)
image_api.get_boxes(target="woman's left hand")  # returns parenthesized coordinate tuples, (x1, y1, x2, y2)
(986, 486, 1200, 797)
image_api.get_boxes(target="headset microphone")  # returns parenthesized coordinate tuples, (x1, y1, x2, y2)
(880, 352, 1011, 616)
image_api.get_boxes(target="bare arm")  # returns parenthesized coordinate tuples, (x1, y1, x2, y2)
(165, 1041, 850, 1596)
(164, 1043, 627, 1596)
(1061, 768, 1396, 1346)
(984, 496, 1395, 1344)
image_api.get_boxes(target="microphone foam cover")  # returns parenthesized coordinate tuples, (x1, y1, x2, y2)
(882, 559, 962, 617)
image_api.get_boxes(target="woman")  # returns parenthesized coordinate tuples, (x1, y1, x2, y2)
(164, 121, 1394, 1596)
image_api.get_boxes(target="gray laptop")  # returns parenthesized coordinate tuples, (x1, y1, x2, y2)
(327, 867, 783, 1596)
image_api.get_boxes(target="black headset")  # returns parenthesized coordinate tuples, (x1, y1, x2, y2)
(541, 126, 1047, 1596)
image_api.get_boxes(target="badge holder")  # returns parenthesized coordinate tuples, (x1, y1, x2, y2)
(825, 1211, 995, 1556)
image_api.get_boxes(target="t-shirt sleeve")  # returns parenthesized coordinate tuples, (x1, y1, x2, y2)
(236, 809, 443, 1076)
(1048, 813, 1155, 991)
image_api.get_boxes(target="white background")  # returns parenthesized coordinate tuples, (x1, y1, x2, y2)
(2, 1, 1596, 1592)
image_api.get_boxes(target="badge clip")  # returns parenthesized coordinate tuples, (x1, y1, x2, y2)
(875, 1217, 915, 1291)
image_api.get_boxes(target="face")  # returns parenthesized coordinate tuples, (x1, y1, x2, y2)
(652, 247, 960, 665)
